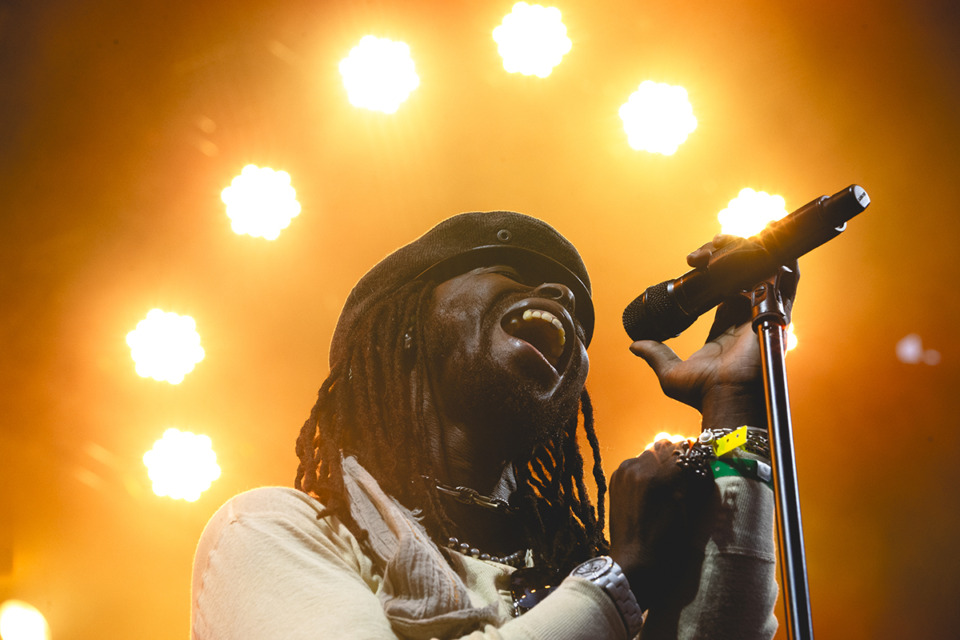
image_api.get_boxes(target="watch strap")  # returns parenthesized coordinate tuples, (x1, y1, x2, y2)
(570, 556, 644, 637)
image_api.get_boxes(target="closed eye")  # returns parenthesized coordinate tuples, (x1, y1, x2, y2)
(480, 265, 525, 283)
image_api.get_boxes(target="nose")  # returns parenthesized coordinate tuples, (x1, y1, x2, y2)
(532, 282, 576, 314)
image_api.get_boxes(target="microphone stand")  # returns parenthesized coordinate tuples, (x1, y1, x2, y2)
(748, 266, 814, 640)
(623, 186, 869, 637)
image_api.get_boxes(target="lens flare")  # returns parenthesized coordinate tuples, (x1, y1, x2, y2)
(718, 188, 789, 237)
(339, 35, 420, 114)
(143, 428, 221, 502)
(126, 309, 205, 385)
(619, 81, 697, 155)
(493, 2, 572, 78)
(221, 164, 302, 240)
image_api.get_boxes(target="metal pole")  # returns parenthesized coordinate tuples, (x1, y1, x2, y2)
(753, 276, 814, 640)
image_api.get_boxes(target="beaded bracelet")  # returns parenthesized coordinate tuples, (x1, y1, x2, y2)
(676, 426, 772, 487)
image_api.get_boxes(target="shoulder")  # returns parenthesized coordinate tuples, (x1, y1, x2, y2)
(193, 487, 380, 596)
(194, 487, 369, 573)
(192, 488, 389, 637)
(197, 486, 350, 544)
(208, 486, 327, 522)
(196, 487, 326, 543)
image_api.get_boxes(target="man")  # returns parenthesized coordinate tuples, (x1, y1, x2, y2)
(191, 211, 780, 639)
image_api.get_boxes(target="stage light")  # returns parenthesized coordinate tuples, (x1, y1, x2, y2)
(339, 35, 420, 114)
(718, 188, 789, 237)
(493, 2, 572, 78)
(0, 600, 50, 640)
(619, 81, 697, 155)
(221, 164, 302, 240)
(126, 309, 205, 385)
(143, 428, 221, 502)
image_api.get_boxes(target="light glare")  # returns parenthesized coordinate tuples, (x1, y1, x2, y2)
(619, 81, 697, 155)
(896, 333, 940, 365)
(493, 2, 572, 78)
(143, 428, 221, 502)
(339, 35, 420, 114)
(126, 309, 205, 384)
(0, 600, 50, 640)
(221, 164, 302, 240)
(644, 432, 690, 451)
(786, 324, 798, 351)
(718, 188, 789, 237)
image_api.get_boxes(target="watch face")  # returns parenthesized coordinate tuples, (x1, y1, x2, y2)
(572, 555, 613, 580)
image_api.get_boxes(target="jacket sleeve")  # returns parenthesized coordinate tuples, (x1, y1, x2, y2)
(191, 487, 630, 640)
(641, 476, 780, 640)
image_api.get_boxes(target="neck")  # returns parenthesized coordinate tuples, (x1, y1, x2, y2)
(439, 445, 527, 555)
(417, 381, 538, 556)
(421, 416, 528, 555)
(442, 427, 514, 491)
(439, 491, 526, 557)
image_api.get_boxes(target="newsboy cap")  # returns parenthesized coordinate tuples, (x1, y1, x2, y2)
(329, 211, 593, 366)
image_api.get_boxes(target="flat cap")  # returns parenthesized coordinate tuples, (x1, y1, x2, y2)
(330, 211, 593, 366)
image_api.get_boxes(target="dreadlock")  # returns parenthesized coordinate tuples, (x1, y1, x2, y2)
(295, 277, 609, 575)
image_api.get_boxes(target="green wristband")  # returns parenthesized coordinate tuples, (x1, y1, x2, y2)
(711, 458, 773, 489)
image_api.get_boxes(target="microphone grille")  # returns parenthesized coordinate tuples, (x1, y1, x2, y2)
(622, 281, 696, 342)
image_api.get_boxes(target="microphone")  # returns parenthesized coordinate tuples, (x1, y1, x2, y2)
(623, 184, 870, 342)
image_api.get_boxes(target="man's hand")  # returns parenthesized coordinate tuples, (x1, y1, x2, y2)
(608, 439, 714, 610)
(629, 235, 798, 429)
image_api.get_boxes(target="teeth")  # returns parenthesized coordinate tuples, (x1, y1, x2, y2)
(521, 309, 566, 346)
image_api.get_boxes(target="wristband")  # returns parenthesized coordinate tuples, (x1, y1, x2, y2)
(711, 458, 774, 489)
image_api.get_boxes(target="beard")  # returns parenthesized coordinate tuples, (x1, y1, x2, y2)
(432, 322, 586, 456)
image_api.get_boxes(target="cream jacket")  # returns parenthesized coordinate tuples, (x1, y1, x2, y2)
(191, 474, 777, 639)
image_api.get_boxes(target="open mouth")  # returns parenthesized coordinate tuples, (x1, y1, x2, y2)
(501, 307, 567, 369)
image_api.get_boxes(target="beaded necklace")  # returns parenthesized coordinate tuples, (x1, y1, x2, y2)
(444, 536, 526, 567)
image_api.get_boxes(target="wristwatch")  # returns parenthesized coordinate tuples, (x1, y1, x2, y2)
(570, 556, 644, 637)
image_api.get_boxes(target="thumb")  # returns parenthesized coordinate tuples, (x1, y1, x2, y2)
(630, 340, 682, 378)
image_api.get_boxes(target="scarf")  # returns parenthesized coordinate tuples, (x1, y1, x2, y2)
(341, 456, 503, 639)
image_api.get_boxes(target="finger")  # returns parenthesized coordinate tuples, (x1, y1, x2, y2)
(712, 234, 738, 248)
(630, 340, 682, 378)
(686, 234, 743, 269)
(650, 438, 680, 462)
(686, 241, 714, 268)
(613, 449, 659, 481)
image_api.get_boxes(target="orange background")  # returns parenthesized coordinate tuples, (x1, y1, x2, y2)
(2, 1, 958, 638)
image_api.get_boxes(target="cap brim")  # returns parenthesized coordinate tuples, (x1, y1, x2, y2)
(416, 244, 595, 346)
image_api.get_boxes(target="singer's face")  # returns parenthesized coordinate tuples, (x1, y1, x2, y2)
(421, 264, 589, 447)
